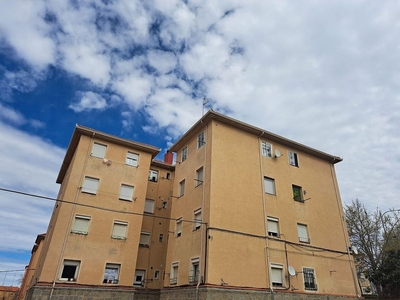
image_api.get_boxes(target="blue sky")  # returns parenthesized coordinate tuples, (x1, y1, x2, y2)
(1, 0, 400, 287)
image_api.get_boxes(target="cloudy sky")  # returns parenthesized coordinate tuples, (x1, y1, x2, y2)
(1, 0, 399, 287)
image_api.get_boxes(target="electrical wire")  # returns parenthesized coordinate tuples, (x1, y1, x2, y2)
(0, 187, 204, 225)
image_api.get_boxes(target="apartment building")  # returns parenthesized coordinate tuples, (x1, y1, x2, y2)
(23, 110, 360, 300)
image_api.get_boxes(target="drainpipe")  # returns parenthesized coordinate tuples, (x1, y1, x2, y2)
(49, 132, 94, 299)
(258, 133, 273, 297)
(196, 123, 208, 300)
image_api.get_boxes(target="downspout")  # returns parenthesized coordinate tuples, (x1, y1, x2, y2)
(258, 132, 273, 296)
(49, 132, 94, 299)
(196, 123, 208, 300)
(330, 159, 360, 298)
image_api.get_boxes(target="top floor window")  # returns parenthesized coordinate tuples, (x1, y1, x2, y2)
(288, 151, 299, 167)
(92, 143, 107, 158)
(181, 147, 188, 162)
(261, 142, 272, 158)
(148, 170, 158, 182)
(197, 132, 205, 149)
(126, 152, 139, 167)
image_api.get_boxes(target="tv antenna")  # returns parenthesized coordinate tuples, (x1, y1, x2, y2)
(202, 97, 209, 116)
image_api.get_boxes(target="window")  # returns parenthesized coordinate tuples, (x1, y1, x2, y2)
(176, 218, 182, 237)
(181, 147, 188, 162)
(271, 264, 284, 287)
(111, 221, 128, 240)
(148, 170, 158, 182)
(264, 177, 275, 195)
(126, 152, 139, 167)
(60, 260, 80, 281)
(82, 177, 99, 194)
(179, 180, 185, 196)
(189, 258, 200, 283)
(170, 263, 178, 285)
(103, 263, 120, 284)
(92, 143, 107, 158)
(144, 199, 155, 214)
(154, 270, 160, 280)
(194, 209, 202, 230)
(289, 151, 299, 167)
(71, 215, 90, 235)
(158, 233, 164, 243)
(292, 185, 303, 202)
(297, 223, 310, 243)
(195, 167, 203, 187)
(197, 132, 205, 149)
(162, 201, 167, 209)
(261, 142, 272, 158)
(267, 217, 279, 237)
(303, 268, 317, 290)
(134, 270, 145, 286)
(139, 232, 150, 247)
(119, 184, 134, 201)
(166, 172, 171, 180)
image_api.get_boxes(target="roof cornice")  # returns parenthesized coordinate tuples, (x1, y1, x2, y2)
(169, 110, 342, 164)
(56, 125, 161, 183)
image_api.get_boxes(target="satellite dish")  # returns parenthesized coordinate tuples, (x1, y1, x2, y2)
(288, 266, 296, 276)
(275, 149, 282, 158)
(351, 246, 359, 255)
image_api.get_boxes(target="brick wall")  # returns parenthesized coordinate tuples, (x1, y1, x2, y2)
(27, 285, 357, 300)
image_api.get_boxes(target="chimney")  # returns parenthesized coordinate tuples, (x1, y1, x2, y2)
(164, 151, 173, 164)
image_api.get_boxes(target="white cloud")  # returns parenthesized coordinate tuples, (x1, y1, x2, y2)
(0, 103, 26, 125)
(148, 50, 177, 74)
(0, 122, 64, 255)
(69, 91, 108, 112)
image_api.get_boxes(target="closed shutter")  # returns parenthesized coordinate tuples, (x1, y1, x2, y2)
(112, 222, 127, 238)
(92, 143, 107, 158)
(144, 199, 154, 213)
(271, 267, 283, 285)
(140, 233, 150, 245)
(119, 185, 134, 201)
(72, 216, 90, 233)
(82, 177, 99, 194)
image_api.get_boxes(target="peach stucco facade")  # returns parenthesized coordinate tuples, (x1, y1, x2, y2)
(23, 111, 359, 299)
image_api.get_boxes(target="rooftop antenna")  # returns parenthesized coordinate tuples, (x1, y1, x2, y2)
(202, 97, 209, 116)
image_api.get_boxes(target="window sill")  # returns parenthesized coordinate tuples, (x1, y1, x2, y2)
(193, 227, 201, 232)
(299, 238, 310, 243)
(111, 235, 127, 240)
(81, 191, 97, 195)
(139, 244, 150, 248)
(71, 230, 88, 235)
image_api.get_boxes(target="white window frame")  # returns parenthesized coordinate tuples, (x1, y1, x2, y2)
(126, 152, 139, 167)
(154, 270, 160, 280)
(181, 146, 188, 162)
(179, 180, 185, 197)
(91, 142, 107, 158)
(82, 177, 99, 194)
(71, 215, 90, 235)
(270, 264, 284, 287)
(158, 233, 164, 243)
(176, 218, 182, 237)
(119, 184, 134, 201)
(303, 267, 317, 290)
(292, 185, 303, 202)
(111, 221, 128, 240)
(194, 209, 202, 230)
(288, 151, 299, 167)
(103, 263, 120, 284)
(197, 132, 205, 149)
(144, 199, 155, 214)
(264, 177, 275, 195)
(60, 260, 80, 281)
(139, 232, 151, 247)
(189, 257, 200, 283)
(170, 262, 179, 285)
(297, 223, 310, 243)
(195, 167, 203, 187)
(148, 170, 158, 182)
(267, 217, 279, 237)
(134, 269, 146, 286)
(261, 141, 272, 158)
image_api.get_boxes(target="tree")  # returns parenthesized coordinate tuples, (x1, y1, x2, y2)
(345, 199, 400, 298)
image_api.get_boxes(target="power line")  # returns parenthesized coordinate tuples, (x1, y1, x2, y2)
(0, 187, 204, 225)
